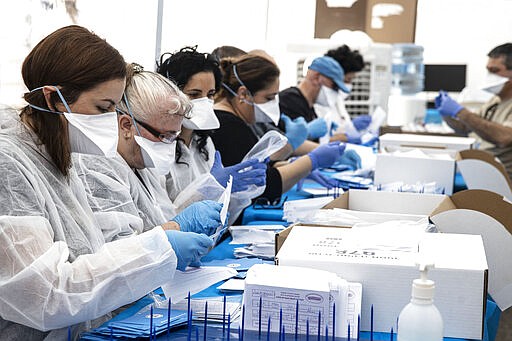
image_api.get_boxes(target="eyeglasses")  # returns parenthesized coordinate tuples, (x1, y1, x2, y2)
(116, 107, 180, 144)
(252, 196, 288, 210)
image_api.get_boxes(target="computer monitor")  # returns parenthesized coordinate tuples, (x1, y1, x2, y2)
(424, 64, 467, 92)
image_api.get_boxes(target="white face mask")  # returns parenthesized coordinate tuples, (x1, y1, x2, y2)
(344, 83, 353, 93)
(315, 85, 339, 108)
(134, 135, 174, 176)
(64, 112, 119, 157)
(481, 73, 509, 95)
(182, 97, 220, 130)
(27, 86, 119, 157)
(254, 97, 281, 125)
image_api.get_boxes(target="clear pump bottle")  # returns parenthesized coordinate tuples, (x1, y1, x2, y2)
(397, 263, 443, 341)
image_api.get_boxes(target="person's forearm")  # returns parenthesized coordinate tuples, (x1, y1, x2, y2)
(329, 133, 348, 142)
(276, 156, 313, 193)
(270, 143, 293, 161)
(293, 140, 318, 156)
(457, 110, 512, 147)
(443, 109, 471, 135)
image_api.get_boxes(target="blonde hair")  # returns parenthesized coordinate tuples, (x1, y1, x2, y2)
(118, 63, 192, 121)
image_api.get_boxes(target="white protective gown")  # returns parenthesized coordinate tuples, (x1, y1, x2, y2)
(0, 119, 177, 340)
(74, 153, 178, 242)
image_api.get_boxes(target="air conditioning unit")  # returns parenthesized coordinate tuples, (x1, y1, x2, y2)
(293, 42, 392, 118)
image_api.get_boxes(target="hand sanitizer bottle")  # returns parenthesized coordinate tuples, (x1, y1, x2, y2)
(397, 263, 443, 341)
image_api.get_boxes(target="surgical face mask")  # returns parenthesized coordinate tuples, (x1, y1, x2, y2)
(28, 86, 119, 157)
(134, 135, 174, 175)
(481, 73, 509, 95)
(315, 85, 339, 108)
(183, 97, 220, 130)
(222, 64, 281, 125)
(344, 83, 353, 93)
(254, 97, 281, 125)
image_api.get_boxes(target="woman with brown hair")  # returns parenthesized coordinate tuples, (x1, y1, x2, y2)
(0, 26, 179, 340)
(212, 53, 347, 202)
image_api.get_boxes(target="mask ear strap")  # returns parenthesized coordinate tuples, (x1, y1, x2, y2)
(51, 86, 72, 113)
(122, 93, 142, 136)
(26, 86, 65, 115)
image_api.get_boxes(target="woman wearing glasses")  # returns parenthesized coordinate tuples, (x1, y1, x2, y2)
(74, 64, 222, 267)
(0, 26, 204, 340)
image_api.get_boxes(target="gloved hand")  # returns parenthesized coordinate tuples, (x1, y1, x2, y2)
(172, 200, 222, 236)
(307, 117, 328, 139)
(297, 169, 338, 191)
(281, 114, 308, 150)
(307, 142, 346, 170)
(434, 91, 464, 118)
(211, 151, 267, 192)
(352, 115, 372, 131)
(335, 149, 362, 170)
(165, 230, 214, 271)
(345, 130, 362, 144)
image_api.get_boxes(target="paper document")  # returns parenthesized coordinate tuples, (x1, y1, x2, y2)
(161, 266, 237, 303)
(243, 264, 361, 338)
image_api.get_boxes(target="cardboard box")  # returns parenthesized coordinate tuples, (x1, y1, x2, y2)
(276, 189, 447, 254)
(276, 226, 488, 340)
(456, 149, 512, 200)
(431, 189, 512, 311)
(374, 151, 456, 194)
(379, 133, 475, 153)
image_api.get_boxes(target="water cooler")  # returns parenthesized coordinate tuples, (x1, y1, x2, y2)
(387, 44, 427, 126)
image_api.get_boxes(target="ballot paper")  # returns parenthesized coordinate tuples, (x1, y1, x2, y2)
(243, 264, 361, 338)
(170, 296, 242, 322)
(283, 196, 334, 223)
(82, 303, 188, 339)
(210, 175, 232, 244)
(161, 266, 237, 303)
(217, 278, 246, 292)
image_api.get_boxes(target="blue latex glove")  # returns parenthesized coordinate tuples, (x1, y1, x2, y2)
(308, 142, 346, 170)
(281, 114, 308, 150)
(165, 230, 214, 271)
(345, 130, 362, 144)
(210, 151, 267, 192)
(297, 169, 338, 191)
(171, 200, 222, 236)
(330, 121, 339, 136)
(336, 149, 362, 170)
(434, 91, 464, 118)
(307, 117, 328, 139)
(352, 115, 372, 131)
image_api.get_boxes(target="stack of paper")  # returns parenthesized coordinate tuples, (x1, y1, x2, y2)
(283, 197, 334, 223)
(229, 225, 285, 260)
(243, 264, 362, 338)
(171, 297, 242, 322)
(81, 304, 188, 340)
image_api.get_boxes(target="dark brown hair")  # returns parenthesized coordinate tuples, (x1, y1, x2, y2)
(217, 54, 280, 100)
(20, 25, 126, 176)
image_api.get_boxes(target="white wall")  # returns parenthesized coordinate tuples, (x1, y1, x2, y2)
(3, 0, 511, 107)
(415, 0, 512, 90)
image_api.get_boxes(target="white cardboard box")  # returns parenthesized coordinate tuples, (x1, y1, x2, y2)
(431, 189, 512, 311)
(374, 152, 455, 194)
(276, 189, 447, 253)
(379, 133, 475, 153)
(276, 226, 488, 340)
(456, 149, 512, 200)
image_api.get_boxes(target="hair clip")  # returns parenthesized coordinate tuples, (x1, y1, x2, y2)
(132, 63, 144, 73)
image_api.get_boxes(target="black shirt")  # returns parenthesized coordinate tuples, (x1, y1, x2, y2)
(211, 109, 283, 201)
(279, 86, 317, 124)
